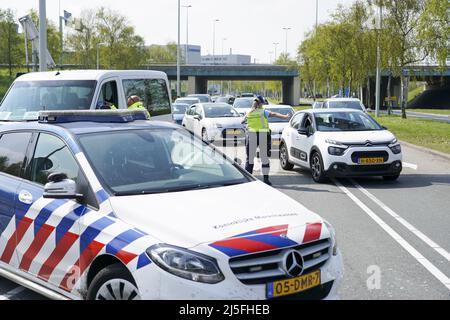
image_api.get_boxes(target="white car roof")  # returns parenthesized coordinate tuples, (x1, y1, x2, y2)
(14, 70, 167, 82)
(297, 108, 365, 114)
(325, 98, 362, 102)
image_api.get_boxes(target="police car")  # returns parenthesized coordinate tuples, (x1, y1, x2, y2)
(0, 110, 343, 300)
(280, 109, 403, 182)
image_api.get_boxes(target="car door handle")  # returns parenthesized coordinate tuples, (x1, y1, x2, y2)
(18, 190, 33, 205)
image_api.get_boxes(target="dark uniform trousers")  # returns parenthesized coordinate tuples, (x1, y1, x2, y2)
(245, 131, 272, 176)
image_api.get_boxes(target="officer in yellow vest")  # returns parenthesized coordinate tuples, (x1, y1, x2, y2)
(127, 95, 146, 109)
(243, 96, 292, 186)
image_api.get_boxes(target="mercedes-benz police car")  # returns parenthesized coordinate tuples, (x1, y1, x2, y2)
(0, 110, 343, 300)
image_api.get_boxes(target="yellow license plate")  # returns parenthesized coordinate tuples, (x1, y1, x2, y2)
(359, 157, 384, 165)
(227, 129, 242, 135)
(272, 140, 281, 146)
(267, 270, 321, 299)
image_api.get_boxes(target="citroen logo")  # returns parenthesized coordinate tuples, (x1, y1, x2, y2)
(282, 250, 304, 278)
(365, 140, 373, 147)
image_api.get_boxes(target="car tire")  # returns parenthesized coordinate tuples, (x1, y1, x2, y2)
(280, 143, 294, 171)
(87, 263, 140, 300)
(311, 152, 327, 183)
(383, 175, 400, 181)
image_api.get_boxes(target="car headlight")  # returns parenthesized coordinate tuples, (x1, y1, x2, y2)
(325, 139, 345, 146)
(389, 144, 402, 154)
(147, 244, 225, 284)
(328, 146, 347, 156)
(323, 221, 338, 256)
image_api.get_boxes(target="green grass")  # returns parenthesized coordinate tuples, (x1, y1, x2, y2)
(407, 109, 450, 116)
(408, 85, 425, 102)
(294, 106, 311, 111)
(374, 115, 450, 154)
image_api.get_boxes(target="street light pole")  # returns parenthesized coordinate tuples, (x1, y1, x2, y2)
(182, 4, 192, 65)
(39, 0, 48, 71)
(273, 42, 279, 61)
(282, 27, 291, 56)
(177, 0, 181, 98)
(315, 0, 319, 30)
(212, 19, 220, 63)
(375, 4, 383, 117)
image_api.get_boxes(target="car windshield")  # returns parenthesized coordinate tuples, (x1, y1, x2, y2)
(203, 104, 240, 118)
(189, 95, 210, 103)
(172, 104, 188, 114)
(233, 99, 253, 109)
(328, 101, 363, 110)
(315, 111, 382, 132)
(267, 108, 293, 123)
(175, 99, 198, 106)
(0, 80, 96, 121)
(79, 128, 250, 196)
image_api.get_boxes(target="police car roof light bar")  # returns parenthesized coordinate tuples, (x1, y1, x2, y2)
(38, 110, 150, 124)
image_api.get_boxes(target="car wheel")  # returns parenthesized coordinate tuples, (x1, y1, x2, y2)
(311, 152, 326, 183)
(280, 143, 294, 171)
(87, 263, 140, 300)
(383, 175, 400, 181)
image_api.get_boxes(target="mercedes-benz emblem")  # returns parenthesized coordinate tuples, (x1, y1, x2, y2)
(282, 250, 304, 278)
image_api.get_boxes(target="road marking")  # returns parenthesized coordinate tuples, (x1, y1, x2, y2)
(0, 286, 26, 300)
(402, 162, 418, 170)
(351, 180, 450, 263)
(333, 179, 450, 291)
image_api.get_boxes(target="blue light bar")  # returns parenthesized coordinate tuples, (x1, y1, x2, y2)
(38, 110, 150, 124)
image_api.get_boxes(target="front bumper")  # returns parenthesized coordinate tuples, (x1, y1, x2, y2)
(326, 161, 403, 177)
(132, 250, 343, 300)
(208, 127, 246, 142)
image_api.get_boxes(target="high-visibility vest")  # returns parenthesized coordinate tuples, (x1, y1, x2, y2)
(247, 109, 269, 133)
(128, 101, 146, 110)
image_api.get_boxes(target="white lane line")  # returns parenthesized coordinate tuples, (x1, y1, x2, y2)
(333, 179, 450, 291)
(351, 180, 450, 263)
(0, 286, 26, 300)
(402, 162, 418, 170)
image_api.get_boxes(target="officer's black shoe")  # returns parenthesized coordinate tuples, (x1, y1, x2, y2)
(263, 176, 273, 186)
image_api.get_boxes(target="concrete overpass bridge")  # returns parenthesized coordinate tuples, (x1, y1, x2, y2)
(141, 64, 300, 105)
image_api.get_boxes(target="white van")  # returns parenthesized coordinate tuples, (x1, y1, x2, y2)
(0, 70, 172, 121)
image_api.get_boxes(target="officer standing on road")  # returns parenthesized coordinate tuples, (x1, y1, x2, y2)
(243, 95, 292, 186)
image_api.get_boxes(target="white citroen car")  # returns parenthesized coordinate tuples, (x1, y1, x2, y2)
(264, 105, 295, 149)
(280, 109, 403, 182)
(182, 103, 245, 143)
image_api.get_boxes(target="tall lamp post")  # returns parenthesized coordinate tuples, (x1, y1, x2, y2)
(212, 19, 220, 63)
(375, 4, 383, 117)
(282, 27, 291, 56)
(96, 42, 107, 69)
(39, 0, 48, 71)
(273, 42, 279, 61)
(177, 0, 181, 98)
(182, 4, 192, 65)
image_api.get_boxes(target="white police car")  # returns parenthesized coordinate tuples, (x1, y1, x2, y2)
(280, 109, 403, 182)
(0, 110, 343, 300)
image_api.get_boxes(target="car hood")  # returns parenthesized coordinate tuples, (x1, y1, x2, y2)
(269, 122, 289, 134)
(318, 130, 396, 145)
(205, 117, 244, 128)
(172, 114, 185, 121)
(109, 181, 325, 249)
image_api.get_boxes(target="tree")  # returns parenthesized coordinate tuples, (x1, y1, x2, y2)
(0, 9, 23, 76)
(147, 42, 177, 64)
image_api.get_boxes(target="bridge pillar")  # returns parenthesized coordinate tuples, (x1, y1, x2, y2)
(188, 76, 208, 95)
(282, 77, 301, 106)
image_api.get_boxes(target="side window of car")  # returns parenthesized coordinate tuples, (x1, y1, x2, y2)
(97, 81, 118, 109)
(195, 106, 203, 117)
(188, 106, 196, 115)
(302, 114, 315, 135)
(291, 113, 305, 130)
(30, 133, 80, 185)
(0, 132, 32, 178)
(122, 79, 171, 115)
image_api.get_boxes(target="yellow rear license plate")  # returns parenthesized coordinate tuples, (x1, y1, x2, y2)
(359, 157, 384, 165)
(267, 270, 321, 298)
(272, 140, 281, 146)
(227, 129, 242, 135)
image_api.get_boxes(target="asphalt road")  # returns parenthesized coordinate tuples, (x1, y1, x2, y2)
(391, 110, 450, 123)
(2, 114, 449, 300)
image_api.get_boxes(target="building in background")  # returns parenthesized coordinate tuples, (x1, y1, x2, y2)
(181, 44, 202, 64)
(201, 53, 252, 65)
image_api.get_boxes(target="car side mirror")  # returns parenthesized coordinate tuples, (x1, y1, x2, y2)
(298, 128, 309, 136)
(193, 115, 202, 121)
(382, 126, 388, 130)
(43, 173, 83, 200)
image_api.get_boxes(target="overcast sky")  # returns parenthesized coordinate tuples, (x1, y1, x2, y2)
(4, 0, 354, 63)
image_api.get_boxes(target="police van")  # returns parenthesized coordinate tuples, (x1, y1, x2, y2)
(0, 110, 343, 300)
(0, 70, 172, 121)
